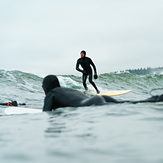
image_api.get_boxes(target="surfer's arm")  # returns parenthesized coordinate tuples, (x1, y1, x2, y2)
(43, 94, 55, 111)
(90, 59, 97, 74)
(76, 59, 83, 73)
(0, 103, 7, 106)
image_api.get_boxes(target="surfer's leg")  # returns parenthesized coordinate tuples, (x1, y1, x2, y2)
(82, 74, 88, 90)
(102, 96, 120, 103)
(80, 96, 106, 106)
(104, 94, 163, 104)
(88, 73, 100, 93)
(102, 96, 133, 104)
(131, 94, 163, 104)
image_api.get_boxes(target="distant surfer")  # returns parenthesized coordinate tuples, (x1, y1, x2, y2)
(76, 50, 100, 94)
(0, 101, 26, 107)
(42, 75, 163, 111)
(0, 101, 18, 106)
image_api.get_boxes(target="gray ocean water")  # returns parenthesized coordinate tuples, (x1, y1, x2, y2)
(0, 69, 163, 163)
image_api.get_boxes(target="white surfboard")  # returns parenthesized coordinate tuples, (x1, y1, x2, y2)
(84, 90, 132, 96)
(4, 107, 42, 115)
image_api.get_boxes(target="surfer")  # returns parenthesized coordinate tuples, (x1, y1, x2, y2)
(0, 101, 26, 107)
(42, 75, 117, 111)
(42, 75, 163, 111)
(0, 101, 18, 106)
(76, 50, 100, 94)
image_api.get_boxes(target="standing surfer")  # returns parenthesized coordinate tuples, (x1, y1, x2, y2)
(76, 50, 100, 94)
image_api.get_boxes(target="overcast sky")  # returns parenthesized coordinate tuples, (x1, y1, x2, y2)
(0, 0, 163, 76)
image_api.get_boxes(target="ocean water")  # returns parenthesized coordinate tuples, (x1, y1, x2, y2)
(0, 69, 163, 163)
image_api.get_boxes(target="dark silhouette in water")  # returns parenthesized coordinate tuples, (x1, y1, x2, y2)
(0, 101, 26, 107)
(42, 75, 163, 111)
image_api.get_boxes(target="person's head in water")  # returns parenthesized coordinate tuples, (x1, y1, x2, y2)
(42, 75, 60, 95)
(80, 50, 86, 58)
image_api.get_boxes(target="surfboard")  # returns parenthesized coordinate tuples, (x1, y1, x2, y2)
(84, 90, 132, 96)
(4, 107, 42, 115)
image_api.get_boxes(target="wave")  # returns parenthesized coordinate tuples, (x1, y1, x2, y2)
(119, 67, 163, 75)
(0, 70, 44, 106)
(0, 68, 163, 103)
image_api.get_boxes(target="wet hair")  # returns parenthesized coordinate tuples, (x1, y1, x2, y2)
(42, 75, 60, 94)
(81, 50, 86, 57)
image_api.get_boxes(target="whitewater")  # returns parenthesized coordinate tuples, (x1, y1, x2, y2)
(0, 69, 163, 163)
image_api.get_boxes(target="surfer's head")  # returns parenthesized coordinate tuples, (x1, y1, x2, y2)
(81, 50, 86, 58)
(42, 75, 60, 94)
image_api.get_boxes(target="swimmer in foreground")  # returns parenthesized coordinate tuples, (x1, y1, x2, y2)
(42, 75, 163, 111)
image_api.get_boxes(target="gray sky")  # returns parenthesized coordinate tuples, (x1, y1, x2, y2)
(0, 0, 163, 76)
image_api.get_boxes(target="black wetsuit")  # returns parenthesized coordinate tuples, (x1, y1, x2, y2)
(42, 75, 117, 111)
(130, 95, 163, 104)
(42, 75, 163, 112)
(43, 87, 108, 111)
(76, 56, 99, 92)
(0, 101, 18, 106)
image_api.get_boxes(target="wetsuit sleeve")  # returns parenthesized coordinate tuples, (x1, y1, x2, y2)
(90, 59, 97, 74)
(43, 93, 55, 111)
(0, 103, 7, 106)
(76, 59, 83, 73)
